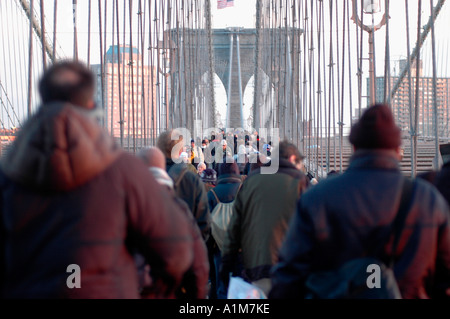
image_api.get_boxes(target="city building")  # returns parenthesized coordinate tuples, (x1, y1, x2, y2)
(369, 59, 450, 139)
(92, 45, 159, 148)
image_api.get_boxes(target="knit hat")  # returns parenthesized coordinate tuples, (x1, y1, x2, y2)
(201, 168, 217, 184)
(217, 158, 240, 176)
(349, 104, 401, 150)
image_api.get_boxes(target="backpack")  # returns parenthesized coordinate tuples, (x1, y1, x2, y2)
(304, 178, 414, 299)
(209, 183, 242, 251)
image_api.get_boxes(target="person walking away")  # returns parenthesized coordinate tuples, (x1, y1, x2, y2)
(219, 141, 310, 296)
(137, 147, 209, 299)
(269, 104, 450, 299)
(0, 61, 194, 299)
(207, 159, 243, 299)
(157, 130, 211, 241)
(200, 168, 217, 193)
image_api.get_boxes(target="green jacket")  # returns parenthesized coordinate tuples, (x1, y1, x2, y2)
(221, 159, 309, 282)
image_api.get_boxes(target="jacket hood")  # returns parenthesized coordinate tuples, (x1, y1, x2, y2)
(0, 102, 122, 192)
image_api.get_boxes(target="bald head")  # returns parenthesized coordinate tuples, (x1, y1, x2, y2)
(138, 147, 166, 170)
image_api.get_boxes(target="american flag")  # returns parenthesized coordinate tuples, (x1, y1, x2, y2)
(217, 0, 234, 10)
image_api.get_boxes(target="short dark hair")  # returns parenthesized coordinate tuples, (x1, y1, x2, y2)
(38, 60, 95, 107)
(277, 141, 304, 163)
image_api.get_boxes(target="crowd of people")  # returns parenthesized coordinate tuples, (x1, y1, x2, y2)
(0, 61, 448, 299)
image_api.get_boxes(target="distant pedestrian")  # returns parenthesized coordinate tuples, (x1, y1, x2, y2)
(270, 104, 450, 299)
(197, 162, 207, 176)
(190, 139, 204, 165)
(200, 168, 217, 193)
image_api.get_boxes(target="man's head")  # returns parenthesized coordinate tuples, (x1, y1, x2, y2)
(191, 139, 195, 148)
(274, 141, 305, 171)
(349, 104, 402, 156)
(138, 147, 166, 170)
(157, 130, 183, 160)
(38, 60, 96, 109)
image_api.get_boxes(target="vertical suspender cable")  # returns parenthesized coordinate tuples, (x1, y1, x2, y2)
(40, 0, 47, 70)
(155, 1, 162, 135)
(73, 0, 78, 60)
(148, 0, 155, 144)
(316, 0, 323, 175)
(27, 0, 34, 117)
(253, 0, 262, 131)
(405, 0, 416, 177)
(383, 0, 391, 104)
(334, 0, 341, 170)
(98, 0, 105, 128)
(346, 0, 354, 146)
(414, 0, 422, 175)
(110, 0, 116, 137)
(129, 0, 136, 153)
(87, 0, 92, 66)
(236, 31, 244, 129)
(339, 0, 346, 173)
(206, 0, 217, 129)
(326, 0, 334, 172)
(115, 0, 124, 147)
(227, 33, 234, 128)
(138, 0, 146, 147)
(430, 0, 440, 169)
(53, 0, 58, 61)
(148, 1, 158, 145)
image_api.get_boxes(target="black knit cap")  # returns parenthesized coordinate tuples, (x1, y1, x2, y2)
(349, 104, 401, 150)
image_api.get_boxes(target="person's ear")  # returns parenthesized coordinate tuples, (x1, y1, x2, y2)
(289, 154, 297, 165)
(85, 100, 96, 110)
(394, 146, 403, 161)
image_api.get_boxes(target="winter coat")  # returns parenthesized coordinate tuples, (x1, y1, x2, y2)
(166, 159, 211, 241)
(138, 167, 209, 299)
(0, 102, 194, 299)
(220, 159, 309, 282)
(270, 150, 450, 299)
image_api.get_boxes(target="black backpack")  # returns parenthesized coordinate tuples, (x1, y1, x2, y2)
(305, 178, 414, 299)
